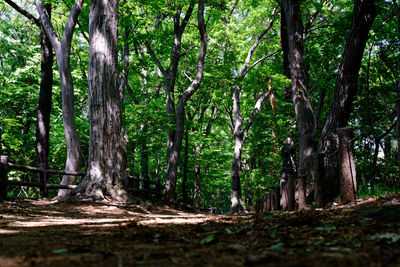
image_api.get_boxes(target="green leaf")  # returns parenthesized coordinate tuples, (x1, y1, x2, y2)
(200, 235, 216, 245)
(315, 225, 337, 231)
(270, 242, 284, 251)
(52, 248, 68, 254)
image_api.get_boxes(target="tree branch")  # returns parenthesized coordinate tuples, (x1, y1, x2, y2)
(241, 88, 273, 141)
(239, 7, 278, 78)
(35, 0, 62, 54)
(4, 0, 40, 26)
(181, 0, 208, 100)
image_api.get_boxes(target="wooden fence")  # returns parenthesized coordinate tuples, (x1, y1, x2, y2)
(0, 155, 164, 201)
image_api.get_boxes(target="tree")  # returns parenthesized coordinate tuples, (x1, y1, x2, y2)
(282, 0, 316, 209)
(4, 0, 54, 185)
(71, 0, 127, 201)
(35, 0, 84, 196)
(319, 0, 377, 202)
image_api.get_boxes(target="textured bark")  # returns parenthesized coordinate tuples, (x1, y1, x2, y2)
(230, 88, 273, 213)
(338, 128, 357, 203)
(36, 6, 53, 188)
(182, 129, 189, 203)
(319, 0, 377, 202)
(36, 0, 83, 197)
(282, 0, 315, 209)
(279, 138, 296, 209)
(194, 165, 201, 209)
(164, 0, 207, 202)
(397, 80, 400, 176)
(3, 1, 53, 180)
(74, 0, 127, 201)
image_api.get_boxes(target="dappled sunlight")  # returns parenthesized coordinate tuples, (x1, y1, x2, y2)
(0, 200, 241, 231)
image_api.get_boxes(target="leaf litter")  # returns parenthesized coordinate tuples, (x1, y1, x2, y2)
(0, 194, 399, 266)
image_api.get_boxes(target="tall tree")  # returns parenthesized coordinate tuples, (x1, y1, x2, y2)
(282, 0, 315, 209)
(145, 0, 207, 202)
(164, 0, 207, 202)
(319, 0, 377, 202)
(4, 0, 54, 184)
(35, 0, 84, 197)
(73, 0, 127, 201)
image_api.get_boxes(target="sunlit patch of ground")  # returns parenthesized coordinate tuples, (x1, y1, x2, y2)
(0, 195, 399, 266)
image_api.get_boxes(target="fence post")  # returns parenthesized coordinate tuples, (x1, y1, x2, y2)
(338, 128, 357, 203)
(0, 155, 9, 201)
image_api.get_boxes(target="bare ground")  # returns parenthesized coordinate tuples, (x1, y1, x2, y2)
(1, 194, 400, 266)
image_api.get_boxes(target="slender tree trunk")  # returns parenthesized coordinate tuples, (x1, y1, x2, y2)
(57, 51, 82, 196)
(230, 85, 245, 213)
(35, 0, 83, 197)
(36, 4, 53, 176)
(319, 0, 377, 202)
(283, 0, 315, 209)
(182, 128, 189, 203)
(194, 165, 201, 209)
(231, 133, 244, 212)
(397, 80, 400, 176)
(73, 0, 127, 201)
(165, 0, 207, 202)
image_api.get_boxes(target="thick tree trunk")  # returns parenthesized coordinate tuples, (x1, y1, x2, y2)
(338, 128, 357, 203)
(283, 0, 315, 209)
(74, 0, 127, 201)
(36, 4, 53, 178)
(319, 0, 376, 202)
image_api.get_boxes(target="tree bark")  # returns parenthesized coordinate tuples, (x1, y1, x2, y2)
(35, 0, 83, 197)
(397, 80, 400, 176)
(280, 138, 296, 209)
(282, 0, 315, 209)
(165, 0, 207, 202)
(319, 0, 377, 202)
(36, 4, 53, 189)
(182, 128, 189, 203)
(73, 0, 127, 201)
(3, 1, 54, 182)
(338, 128, 357, 203)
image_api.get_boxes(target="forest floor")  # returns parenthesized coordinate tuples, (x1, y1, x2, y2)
(0, 194, 400, 267)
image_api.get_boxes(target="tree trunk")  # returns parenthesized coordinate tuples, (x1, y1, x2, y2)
(74, 0, 127, 201)
(165, 0, 207, 202)
(283, 0, 315, 209)
(36, 4, 53, 179)
(194, 165, 201, 209)
(318, 0, 377, 202)
(397, 80, 400, 176)
(182, 128, 189, 203)
(338, 128, 357, 203)
(35, 0, 83, 197)
(231, 132, 244, 213)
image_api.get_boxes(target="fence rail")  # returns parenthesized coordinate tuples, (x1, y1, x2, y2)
(0, 155, 165, 201)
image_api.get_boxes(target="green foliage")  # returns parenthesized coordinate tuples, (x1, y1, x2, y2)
(1, 0, 399, 204)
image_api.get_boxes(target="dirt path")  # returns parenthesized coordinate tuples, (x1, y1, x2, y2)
(1, 195, 400, 266)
